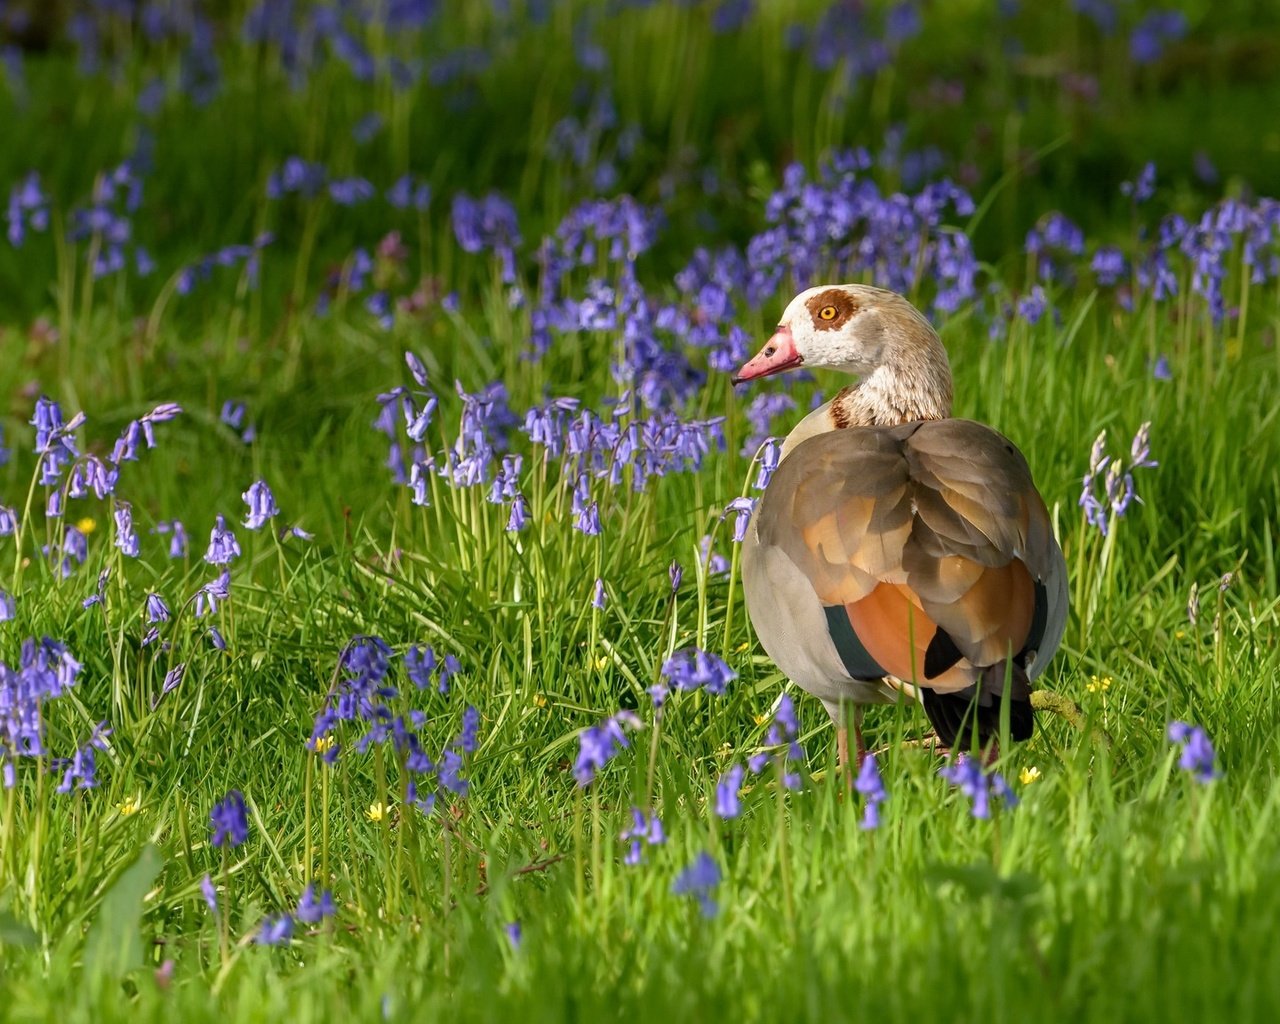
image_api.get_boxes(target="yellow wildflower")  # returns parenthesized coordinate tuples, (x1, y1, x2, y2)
(117, 798, 142, 816)
(533, 693, 547, 709)
(1019, 767, 1041, 786)
(313, 735, 336, 755)
(367, 802, 387, 822)
(77, 517, 97, 535)
(1087, 675, 1112, 693)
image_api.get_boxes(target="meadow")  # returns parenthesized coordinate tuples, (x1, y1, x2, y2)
(2, 1, 1280, 1020)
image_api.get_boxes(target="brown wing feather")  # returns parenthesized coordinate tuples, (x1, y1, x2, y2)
(756, 419, 1062, 693)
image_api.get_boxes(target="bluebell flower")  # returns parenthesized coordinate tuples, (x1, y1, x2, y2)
(267, 156, 326, 199)
(437, 749, 469, 796)
(672, 851, 722, 917)
(1168, 721, 1221, 782)
(242, 480, 279, 530)
(752, 439, 782, 491)
(439, 654, 461, 694)
(1091, 246, 1127, 286)
(110, 420, 143, 463)
(210, 790, 249, 847)
(387, 174, 432, 211)
(255, 914, 294, 946)
(592, 578, 607, 610)
(1121, 162, 1157, 202)
(661, 648, 737, 696)
(505, 921, 523, 950)
(854, 753, 887, 830)
(1130, 12, 1186, 64)
(714, 764, 745, 819)
(208, 628, 226, 650)
(220, 399, 247, 432)
(404, 395, 438, 443)
(146, 593, 171, 623)
(938, 756, 1016, 819)
(574, 500, 602, 536)
(296, 885, 336, 924)
(405, 645, 436, 689)
(1016, 286, 1048, 325)
(204, 515, 241, 564)
(6, 172, 49, 247)
(31, 396, 82, 485)
(114, 502, 140, 558)
(619, 807, 666, 865)
(669, 561, 683, 592)
(573, 711, 641, 786)
(365, 290, 393, 330)
(0, 589, 14, 622)
(200, 874, 218, 917)
(82, 569, 110, 610)
(157, 664, 185, 706)
(457, 706, 480, 754)
(451, 192, 521, 283)
(194, 571, 231, 618)
(328, 177, 375, 206)
(723, 497, 756, 543)
(0, 506, 16, 535)
(55, 740, 98, 792)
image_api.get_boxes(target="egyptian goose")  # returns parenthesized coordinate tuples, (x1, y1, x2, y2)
(734, 285, 1067, 764)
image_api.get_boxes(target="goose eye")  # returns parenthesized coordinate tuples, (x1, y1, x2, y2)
(819, 305, 838, 321)
(764, 345, 776, 356)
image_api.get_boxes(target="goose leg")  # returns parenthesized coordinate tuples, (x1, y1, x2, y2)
(836, 707, 867, 789)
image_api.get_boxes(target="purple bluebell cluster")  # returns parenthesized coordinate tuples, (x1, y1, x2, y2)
(786, 2, 920, 87)
(296, 884, 338, 925)
(176, 234, 273, 296)
(1167, 721, 1220, 783)
(68, 159, 151, 279)
(0, 638, 85, 788)
(1079, 421, 1158, 533)
(4, 396, 185, 590)
(54, 721, 112, 794)
(620, 807, 666, 865)
(307, 637, 476, 813)
(748, 154, 977, 315)
(938, 756, 1017, 819)
(746, 693, 804, 790)
(854, 753, 887, 830)
(713, 764, 746, 820)
(376, 352, 725, 541)
(1130, 10, 1188, 64)
(6, 172, 49, 247)
(656, 648, 737, 705)
(453, 193, 522, 284)
(210, 790, 250, 847)
(672, 851, 722, 918)
(573, 711, 641, 786)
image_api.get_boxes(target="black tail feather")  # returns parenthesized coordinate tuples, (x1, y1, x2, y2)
(920, 660, 1034, 748)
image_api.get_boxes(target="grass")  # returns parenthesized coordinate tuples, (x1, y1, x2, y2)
(2, 2, 1280, 1020)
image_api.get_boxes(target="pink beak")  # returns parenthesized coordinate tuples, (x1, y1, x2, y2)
(731, 327, 803, 384)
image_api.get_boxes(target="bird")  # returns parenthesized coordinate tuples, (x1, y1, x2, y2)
(733, 284, 1067, 767)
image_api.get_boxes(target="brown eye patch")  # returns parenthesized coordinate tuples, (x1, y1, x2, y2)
(805, 288, 859, 331)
